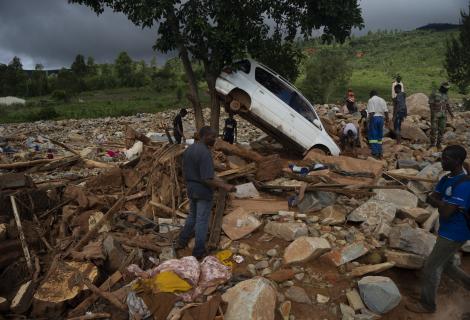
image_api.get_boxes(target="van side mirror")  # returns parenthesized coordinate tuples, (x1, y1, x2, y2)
(313, 119, 322, 128)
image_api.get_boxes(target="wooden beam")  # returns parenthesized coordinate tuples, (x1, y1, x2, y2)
(207, 190, 227, 250)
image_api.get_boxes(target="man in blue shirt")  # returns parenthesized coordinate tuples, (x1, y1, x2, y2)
(176, 126, 235, 259)
(407, 145, 470, 313)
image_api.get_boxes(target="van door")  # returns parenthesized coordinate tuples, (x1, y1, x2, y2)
(253, 67, 296, 137)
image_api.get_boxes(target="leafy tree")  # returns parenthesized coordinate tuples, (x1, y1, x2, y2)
(30, 63, 49, 96)
(56, 68, 81, 97)
(70, 0, 363, 131)
(114, 51, 134, 87)
(445, 4, 470, 94)
(300, 48, 352, 104)
(71, 54, 88, 77)
(86, 56, 98, 75)
(4, 56, 28, 96)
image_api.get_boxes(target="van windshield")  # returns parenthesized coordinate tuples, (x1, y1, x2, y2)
(255, 67, 317, 123)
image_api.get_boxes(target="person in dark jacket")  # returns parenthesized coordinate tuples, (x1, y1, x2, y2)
(173, 108, 188, 144)
(392, 84, 407, 144)
(222, 113, 237, 144)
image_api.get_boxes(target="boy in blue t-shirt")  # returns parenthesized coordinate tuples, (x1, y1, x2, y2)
(407, 145, 470, 313)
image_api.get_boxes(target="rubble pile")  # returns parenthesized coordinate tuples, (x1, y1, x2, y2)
(1, 98, 470, 319)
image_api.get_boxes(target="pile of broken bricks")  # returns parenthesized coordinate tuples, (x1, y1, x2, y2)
(0, 99, 470, 319)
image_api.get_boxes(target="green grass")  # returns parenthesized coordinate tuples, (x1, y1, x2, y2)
(297, 29, 463, 102)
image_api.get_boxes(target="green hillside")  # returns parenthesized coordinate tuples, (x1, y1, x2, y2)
(296, 29, 460, 102)
(0, 29, 461, 123)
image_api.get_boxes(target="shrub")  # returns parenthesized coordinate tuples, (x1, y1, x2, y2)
(51, 90, 69, 102)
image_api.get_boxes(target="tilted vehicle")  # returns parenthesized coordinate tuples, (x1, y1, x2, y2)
(215, 59, 340, 155)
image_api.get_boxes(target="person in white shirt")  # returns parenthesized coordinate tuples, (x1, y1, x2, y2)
(391, 75, 405, 100)
(340, 122, 360, 156)
(366, 90, 389, 159)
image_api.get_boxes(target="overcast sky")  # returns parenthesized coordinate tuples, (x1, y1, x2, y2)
(0, 0, 467, 69)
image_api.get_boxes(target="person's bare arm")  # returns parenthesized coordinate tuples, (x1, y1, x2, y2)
(427, 191, 459, 219)
(204, 176, 235, 192)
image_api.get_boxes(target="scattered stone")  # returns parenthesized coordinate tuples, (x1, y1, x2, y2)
(283, 236, 331, 264)
(323, 242, 369, 266)
(340, 303, 355, 320)
(222, 277, 277, 320)
(10, 280, 34, 314)
(351, 262, 395, 277)
(348, 199, 396, 224)
(255, 260, 269, 269)
(267, 269, 295, 283)
(247, 264, 257, 276)
(297, 191, 337, 213)
(316, 293, 330, 304)
(159, 246, 176, 261)
(397, 159, 420, 170)
(284, 286, 312, 305)
(388, 225, 436, 256)
(346, 289, 365, 311)
(397, 207, 431, 224)
(373, 189, 418, 209)
(279, 300, 291, 320)
(235, 182, 260, 199)
(267, 248, 278, 257)
(261, 268, 272, 276)
(264, 221, 308, 241)
(294, 273, 305, 281)
(222, 207, 262, 240)
(358, 276, 401, 314)
(320, 205, 347, 225)
(385, 250, 425, 269)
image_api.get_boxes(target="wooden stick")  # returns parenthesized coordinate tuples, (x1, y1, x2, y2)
(67, 313, 111, 320)
(49, 138, 80, 155)
(113, 236, 162, 253)
(149, 201, 188, 218)
(68, 271, 122, 318)
(385, 172, 437, 183)
(32, 213, 54, 251)
(10, 196, 33, 274)
(208, 190, 227, 250)
(0, 158, 57, 170)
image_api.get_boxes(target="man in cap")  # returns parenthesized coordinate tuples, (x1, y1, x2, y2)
(429, 82, 454, 149)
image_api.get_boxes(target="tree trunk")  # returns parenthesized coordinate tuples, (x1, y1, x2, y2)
(178, 45, 204, 131)
(207, 75, 221, 133)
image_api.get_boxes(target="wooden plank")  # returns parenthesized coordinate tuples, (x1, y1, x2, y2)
(208, 190, 227, 250)
(230, 198, 288, 212)
(68, 271, 123, 318)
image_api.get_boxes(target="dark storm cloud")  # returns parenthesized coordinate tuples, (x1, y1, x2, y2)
(0, 0, 468, 69)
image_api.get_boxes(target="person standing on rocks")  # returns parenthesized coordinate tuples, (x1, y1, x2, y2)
(366, 90, 389, 159)
(391, 75, 404, 100)
(406, 145, 470, 314)
(222, 112, 237, 144)
(344, 89, 358, 114)
(429, 82, 454, 149)
(173, 108, 188, 144)
(392, 84, 407, 144)
(176, 126, 235, 259)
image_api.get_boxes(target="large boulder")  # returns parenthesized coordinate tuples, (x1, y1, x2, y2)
(319, 205, 347, 225)
(406, 93, 429, 119)
(283, 236, 331, 264)
(385, 250, 425, 269)
(400, 121, 428, 142)
(322, 242, 369, 266)
(358, 276, 401, 314)
(222, 277, 277, 320)
(222, 207, 261, 240)
(373, 189, 418, 209)
(348, 199, 396, 223)
(388, 225, 436, 256)
(264, 221, 308, 241)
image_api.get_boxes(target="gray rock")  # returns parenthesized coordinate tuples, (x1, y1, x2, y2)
(373, 189, 418, 209)
(284, 286, 312, 305)
(264, 221, 308, 241)
(348, 200, 396, 224)
(358, 276, 401, 314)
(297, 191, 337, 213)
(103, 235, 127, 272)
(267, 249, 278, 257)
(408, 162, 444, 201)
(320, 205, 347, 226)
(385, 250, 425, 269)
(388, 225, 436, 256)
(222, 277, 277, 320)
(340, 303, 355, 320)
(255, 260, 269, 269)
(397, 159, 420, 170)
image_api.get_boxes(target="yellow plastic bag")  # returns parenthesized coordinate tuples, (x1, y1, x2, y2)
(215, 250, 233, 268)
(132, 271, 192, 293)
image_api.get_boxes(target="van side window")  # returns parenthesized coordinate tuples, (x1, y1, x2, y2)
(233, 60, 251, 73)
(289, 92, 318, 123)
(255, 67, 292, 105)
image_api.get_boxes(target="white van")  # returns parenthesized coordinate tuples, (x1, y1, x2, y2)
(215, 59, 340, 155)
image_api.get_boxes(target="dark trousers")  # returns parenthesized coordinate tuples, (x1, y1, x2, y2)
(178, 198, 213, 258)
(420, 236, 470, 311)
(173, 130, 182, 144)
